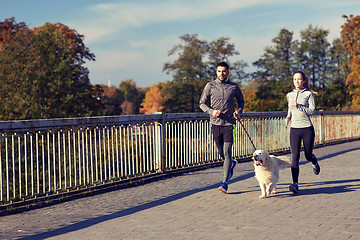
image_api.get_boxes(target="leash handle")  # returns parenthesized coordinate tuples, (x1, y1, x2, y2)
(237, 118, 256, 151)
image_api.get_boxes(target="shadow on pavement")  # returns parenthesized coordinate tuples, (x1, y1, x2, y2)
(18, 145, 360, 239)
(276, 178, 360, 198)
(317, 146, 360, 160)
(18, 171, 256, 239)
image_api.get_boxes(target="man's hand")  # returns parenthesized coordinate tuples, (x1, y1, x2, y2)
(233, 111, 240, 121)
(213, 110, 221, 118)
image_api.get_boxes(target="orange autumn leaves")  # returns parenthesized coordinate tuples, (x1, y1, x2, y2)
(140, 85, 164, 114)
(341, 15, 360, 110)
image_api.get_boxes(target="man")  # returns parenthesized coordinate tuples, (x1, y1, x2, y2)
(199, 61, 245, 193)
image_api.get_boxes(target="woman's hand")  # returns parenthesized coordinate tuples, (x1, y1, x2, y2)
(285, 117, 290, 124)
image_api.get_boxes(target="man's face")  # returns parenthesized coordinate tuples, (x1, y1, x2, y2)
(216, 66, 229, 81)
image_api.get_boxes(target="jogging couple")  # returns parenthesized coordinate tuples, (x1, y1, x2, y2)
(199, 62, 320, 194)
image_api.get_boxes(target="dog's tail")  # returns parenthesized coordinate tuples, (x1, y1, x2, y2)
(271, 155, 292, 169)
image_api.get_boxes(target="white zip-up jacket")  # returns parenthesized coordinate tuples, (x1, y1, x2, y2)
(286, 88, 315, 128)
(199, 78, 244, 126)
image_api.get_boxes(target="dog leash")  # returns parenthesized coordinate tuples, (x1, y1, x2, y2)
(236, 118, 256, 151)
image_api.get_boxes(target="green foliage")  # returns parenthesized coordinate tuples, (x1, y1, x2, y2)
(163, 34, 247, 113)
(318, 83, 351, 110)
(252, 25, 352, 111)
(118, 79, 145, 115)
(319, 38, 352, 109)
(207, 37, 248, 81)
(0, 18, 97, 120)
(252, 28, 295, 111)
(93, 84, 122, 116)
(294, 25, 330, 89)
(1, 16, 358, 118)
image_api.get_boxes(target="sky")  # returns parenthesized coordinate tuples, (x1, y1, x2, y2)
(2, 0, 360, 88)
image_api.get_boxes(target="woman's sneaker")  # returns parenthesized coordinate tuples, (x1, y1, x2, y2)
(312, 154, 320, 175)
(312, 163, 320, 175)
(289, 183, 299, 194)
(218, 182, 228, 194)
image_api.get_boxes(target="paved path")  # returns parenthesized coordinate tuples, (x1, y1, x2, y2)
(1, 140, 360, 240)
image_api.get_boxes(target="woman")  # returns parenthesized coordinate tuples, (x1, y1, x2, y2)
(285, 71, 320, 194)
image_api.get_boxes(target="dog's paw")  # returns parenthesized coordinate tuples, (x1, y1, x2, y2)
(259, 195, 266, 199)
(271, 190, 277, 194)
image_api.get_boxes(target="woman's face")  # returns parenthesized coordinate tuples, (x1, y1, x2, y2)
(293, 73, 304, 89)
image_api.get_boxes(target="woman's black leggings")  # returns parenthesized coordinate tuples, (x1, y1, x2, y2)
(290, 126, 317, 183)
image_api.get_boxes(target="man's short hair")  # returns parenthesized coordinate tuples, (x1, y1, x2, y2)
(216, 61, 229, 71)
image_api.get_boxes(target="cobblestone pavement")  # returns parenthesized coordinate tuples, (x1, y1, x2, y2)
(1, 140, 359, 240)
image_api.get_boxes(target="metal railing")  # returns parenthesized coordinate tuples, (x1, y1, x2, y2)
(1, 111, 359, 206)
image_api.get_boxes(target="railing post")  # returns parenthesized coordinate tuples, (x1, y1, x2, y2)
(154, 112, 166, 173)
(161, 113, 166, 173)
(319, 110, 325, 143)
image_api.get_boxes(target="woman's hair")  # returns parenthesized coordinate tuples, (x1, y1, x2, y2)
(293, 70, 317, 95)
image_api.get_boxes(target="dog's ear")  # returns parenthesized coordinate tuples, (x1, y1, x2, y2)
(262, 151, 267, 157)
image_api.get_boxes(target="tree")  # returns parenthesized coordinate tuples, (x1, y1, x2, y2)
(319, 38, 352, 110)
(341, 15, 360, 110)
(118, 79, 144, 115)
(241, 80, 261, 112)
(90, 84, 106, 115)
(163, 34, 247, 113)
(0, 19, 97, 120)
(0, 17, 27, 48)
(161, 80, 196, 113)
(207, 37, 248, 82)
(294, 25, 330, 90)
(163, 34, 208, 112)
(251, 25, 351, 111)
(295, 25, 353, 110)
(252, 28, 295, 111)
(94, 84, 123, 116)
(0, 26, 36, 119)
(120, 101, 134, 115)
(139, 84, 164, 114)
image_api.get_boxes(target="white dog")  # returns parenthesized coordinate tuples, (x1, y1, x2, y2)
(253, 149, 291, 199)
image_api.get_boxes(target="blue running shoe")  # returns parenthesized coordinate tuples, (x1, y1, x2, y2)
(228, 160, 237, 179)
(218, 182, 228, 193)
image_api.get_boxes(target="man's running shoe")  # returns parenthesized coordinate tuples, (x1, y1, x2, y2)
(228, 160, 237, 179)
(289, 183, 299, 194)
(218, 182, 228, 194)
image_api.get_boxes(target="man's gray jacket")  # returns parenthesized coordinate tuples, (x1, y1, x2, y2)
(199, 78, 244, 126)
